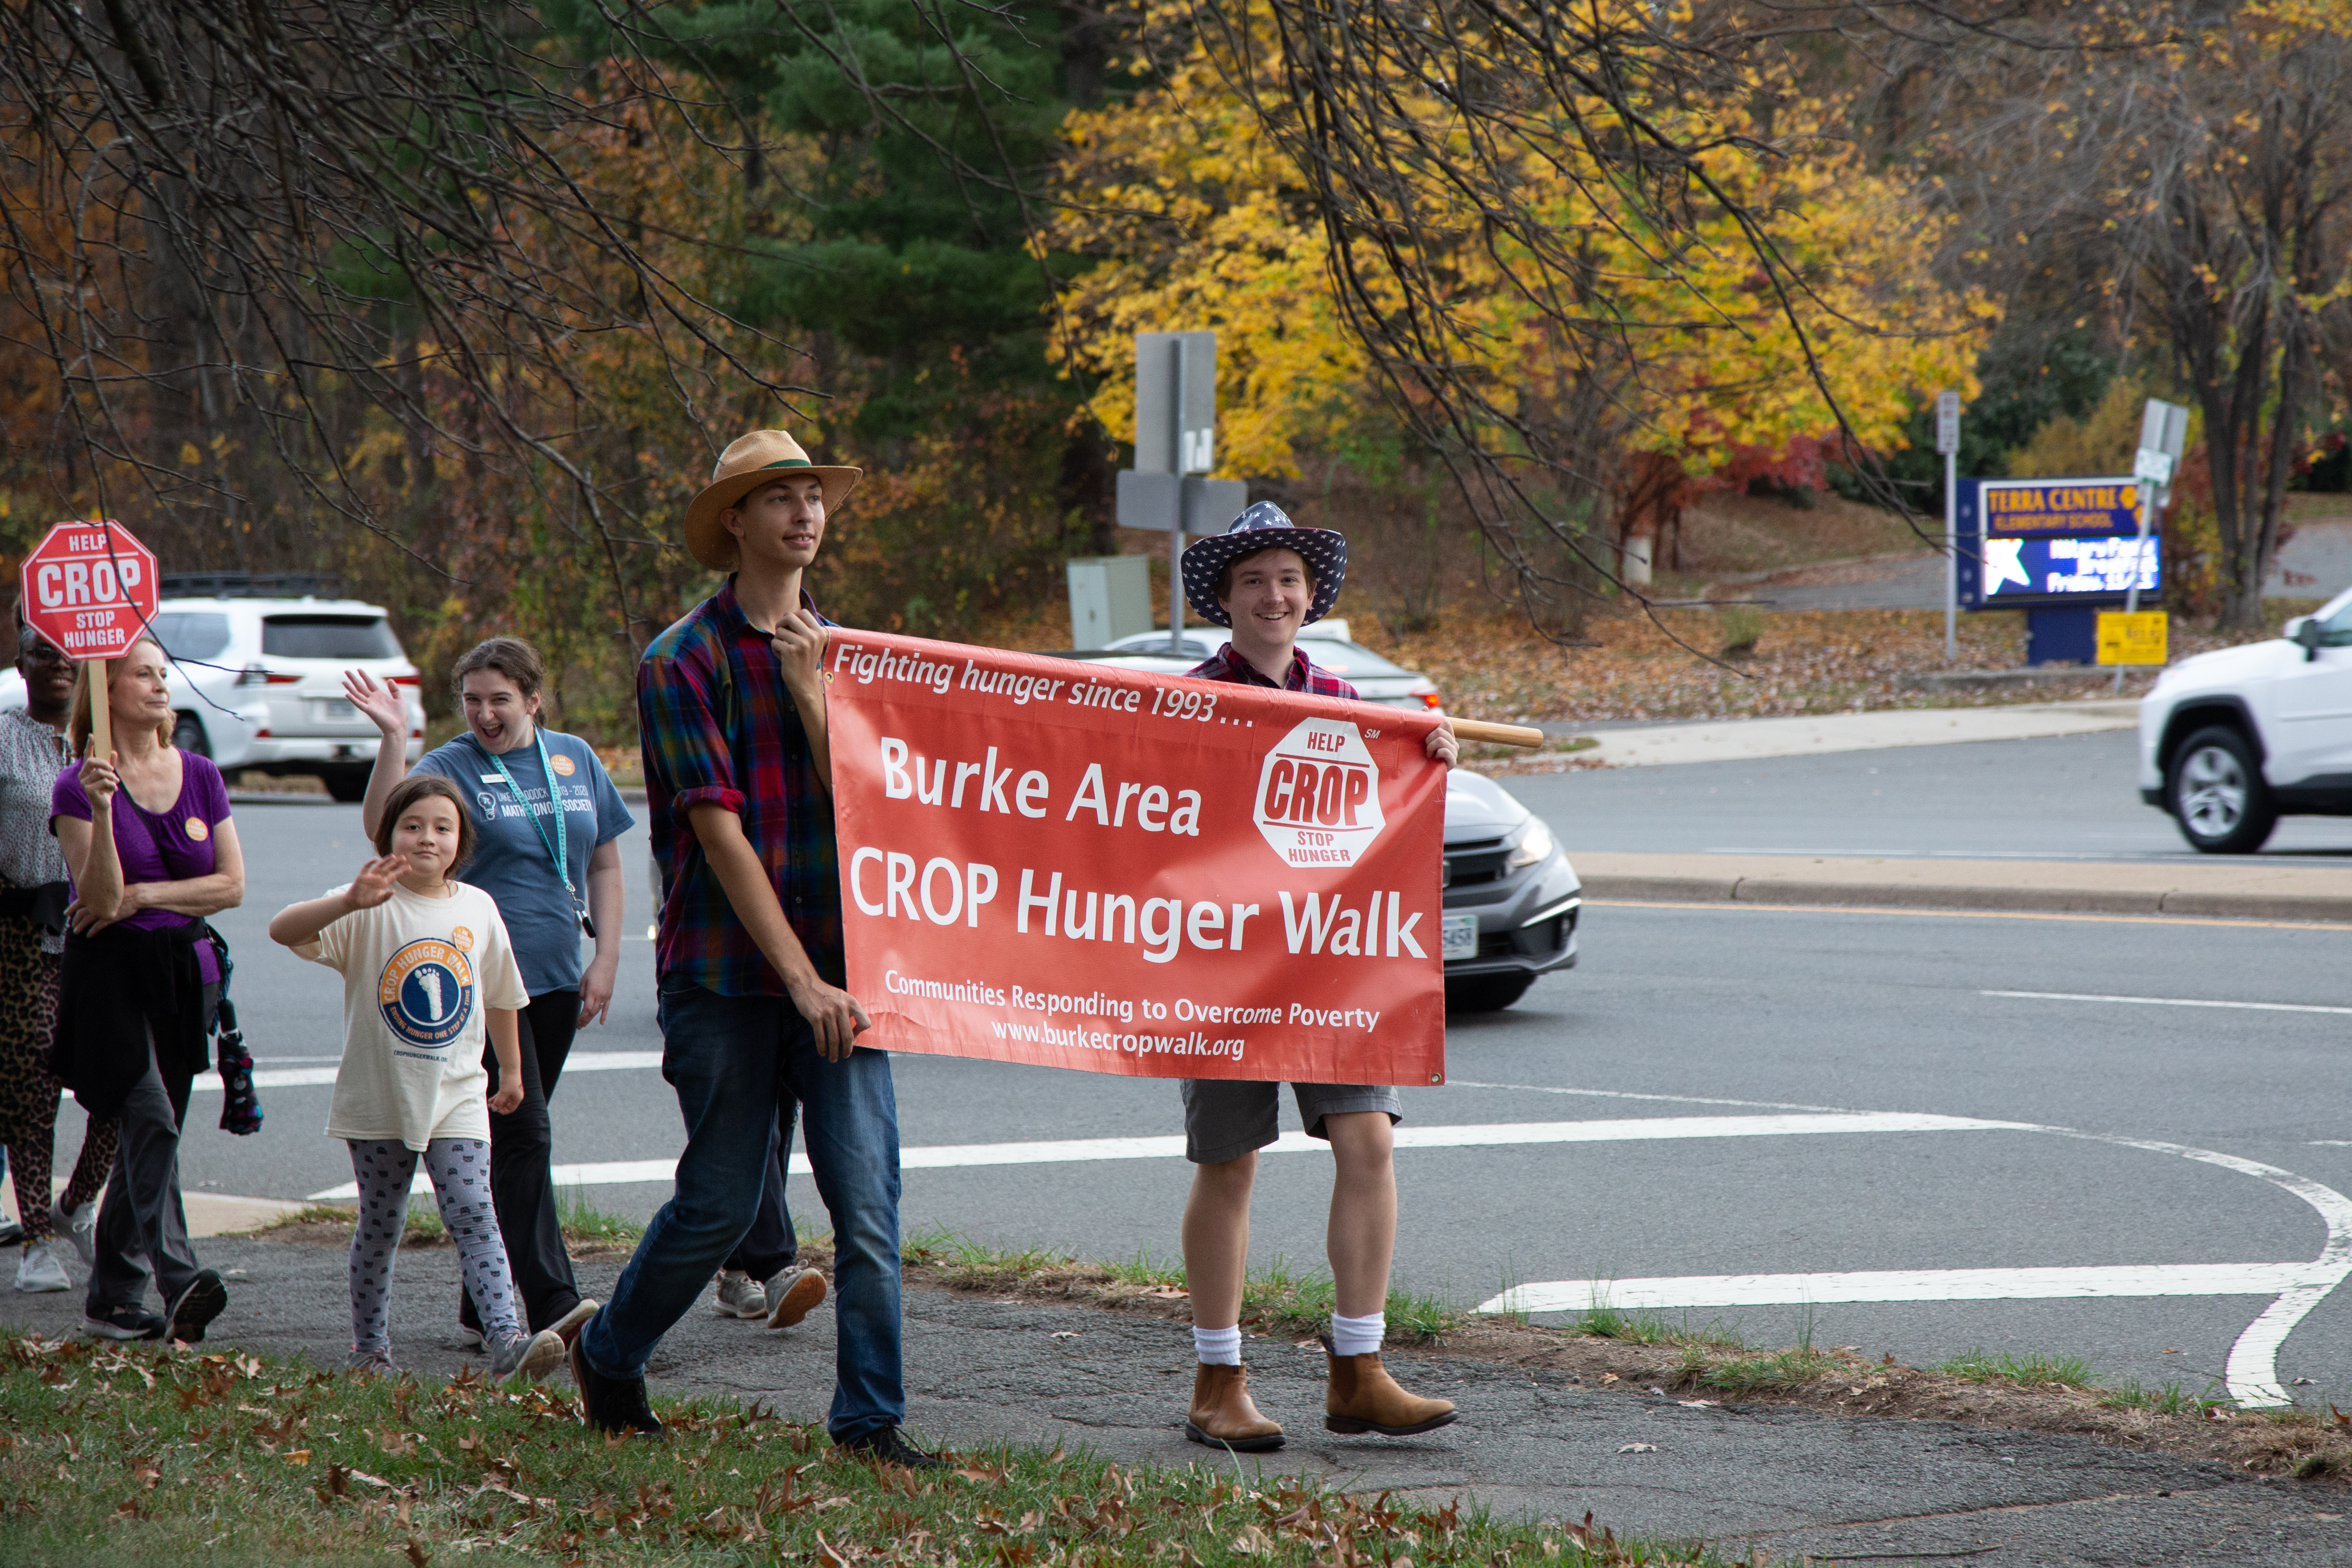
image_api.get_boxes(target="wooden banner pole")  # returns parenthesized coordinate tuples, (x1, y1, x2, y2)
(1450, 718, 1544, 749)
(86, 658, 109, 758)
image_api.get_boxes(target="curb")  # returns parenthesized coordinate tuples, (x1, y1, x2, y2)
(1581, 873, 2352, 923)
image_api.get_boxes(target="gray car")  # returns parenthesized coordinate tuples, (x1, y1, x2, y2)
(1439, 772, 1580, 1012)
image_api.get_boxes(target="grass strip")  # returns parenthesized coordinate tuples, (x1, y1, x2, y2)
(0, 1330, 1723, 1567)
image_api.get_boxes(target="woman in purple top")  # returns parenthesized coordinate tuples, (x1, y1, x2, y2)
(50, 635, 244, 1343)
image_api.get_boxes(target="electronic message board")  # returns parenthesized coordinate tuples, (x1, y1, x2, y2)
(1955, 477, 2160, 609)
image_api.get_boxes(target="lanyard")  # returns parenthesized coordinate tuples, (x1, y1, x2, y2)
(482, 730, 572, 901)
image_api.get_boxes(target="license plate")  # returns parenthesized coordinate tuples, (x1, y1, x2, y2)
(1441, 914, 1479, 960)
(317, 699, 358, 721)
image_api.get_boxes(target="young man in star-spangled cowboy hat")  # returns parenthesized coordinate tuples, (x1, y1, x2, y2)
(1169, 501, 1460, 1452)
(567, 429, 936, 1467)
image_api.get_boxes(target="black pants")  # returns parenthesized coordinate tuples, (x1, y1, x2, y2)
(458, 989, 581, 1335)
(723, 1098, 802, 1281)
(87, 1037, 199, 1316)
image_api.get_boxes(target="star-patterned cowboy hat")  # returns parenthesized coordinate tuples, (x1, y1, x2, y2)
(683, 429, 862, 570)
(1180, 501, 1347, 628)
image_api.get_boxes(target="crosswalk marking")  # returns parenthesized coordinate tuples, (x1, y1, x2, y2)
(303, 1111, 2020, 1199)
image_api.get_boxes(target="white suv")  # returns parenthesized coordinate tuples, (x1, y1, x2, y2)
(2137, 585, 2352, 852)
(5, 582, 424, 800)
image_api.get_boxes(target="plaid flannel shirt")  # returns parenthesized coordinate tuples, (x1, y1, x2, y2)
(638, 579, 844, 996)
(1187, 641, 1360, 700)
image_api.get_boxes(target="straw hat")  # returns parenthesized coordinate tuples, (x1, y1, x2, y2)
(1180, 501, 1347, 628)
(683, 430, 862, 570)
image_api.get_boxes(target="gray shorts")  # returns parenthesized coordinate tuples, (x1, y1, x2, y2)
(1179, 1079, 1404, 1165)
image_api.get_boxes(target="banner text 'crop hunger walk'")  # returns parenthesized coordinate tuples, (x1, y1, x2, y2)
(827, 631, 1448, 1086)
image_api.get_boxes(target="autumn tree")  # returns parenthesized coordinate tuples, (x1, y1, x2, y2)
(1849, 0, 2352, 628)
(1050, 1, 1989, 629)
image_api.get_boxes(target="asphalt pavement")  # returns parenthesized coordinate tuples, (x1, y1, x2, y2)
(1510, 728, 2352, 863)
(28, 736, 2352, 1432)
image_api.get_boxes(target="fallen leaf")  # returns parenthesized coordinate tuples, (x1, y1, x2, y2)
(1597, 1373, 1618, 1385)
(1051, 1331, 1080, 1340)
(403, 1542, 431, 1568)
(1616, 1443, 1657, 1454)
(283, 1450, 311, 1464)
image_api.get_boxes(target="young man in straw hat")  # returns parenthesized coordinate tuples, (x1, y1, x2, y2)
(1170, 501, 1461, 1452)
(569, 430, 934, 1466)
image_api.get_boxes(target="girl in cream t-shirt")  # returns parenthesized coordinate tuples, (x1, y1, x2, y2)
(270, 774, 563, 1383)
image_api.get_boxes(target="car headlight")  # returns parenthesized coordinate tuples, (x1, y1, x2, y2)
(1505, 817, 1554, 869)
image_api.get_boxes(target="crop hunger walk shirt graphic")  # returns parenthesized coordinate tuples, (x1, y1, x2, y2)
(300, 880, 528, 1150)
(378, 936, 476, 1051)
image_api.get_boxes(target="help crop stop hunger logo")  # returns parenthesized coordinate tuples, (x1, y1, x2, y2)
(1254, 718, 1385, 868)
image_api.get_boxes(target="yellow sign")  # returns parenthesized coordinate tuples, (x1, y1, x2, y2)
(2097, 611, 2168, 667)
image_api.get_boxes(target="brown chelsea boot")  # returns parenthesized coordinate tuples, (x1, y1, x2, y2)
(1320, 1333, 1458, 1436)
(1185, 1362, 1286, 1451)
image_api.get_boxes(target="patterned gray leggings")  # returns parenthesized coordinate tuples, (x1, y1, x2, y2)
(346, 1138, 522, 1356)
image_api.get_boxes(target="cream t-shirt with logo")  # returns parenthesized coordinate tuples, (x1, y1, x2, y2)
(299, 881, 529, 1150)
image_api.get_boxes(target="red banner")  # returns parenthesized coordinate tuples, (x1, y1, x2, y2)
(827, 630, 1447, 1086)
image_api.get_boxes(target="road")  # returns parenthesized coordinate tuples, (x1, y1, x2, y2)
(52, 736, 2352, 1416)
(1513, 727, 2352, 863)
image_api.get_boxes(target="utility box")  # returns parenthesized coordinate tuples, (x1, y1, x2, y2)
(1066, 555, 1154, 649)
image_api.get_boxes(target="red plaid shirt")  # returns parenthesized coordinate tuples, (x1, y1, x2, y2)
(1187, 641, 1360, 699)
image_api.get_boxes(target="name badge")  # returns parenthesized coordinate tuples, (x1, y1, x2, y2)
(480, 773, 504, 785)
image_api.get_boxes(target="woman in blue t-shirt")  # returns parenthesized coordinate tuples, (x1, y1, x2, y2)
(346, 636, 632, 1346)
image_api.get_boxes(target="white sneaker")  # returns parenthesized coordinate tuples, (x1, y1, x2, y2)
(52, 1197, 96, 1269)
(15, 1239, 70, 1293)
(712, 1270, 768, 1319)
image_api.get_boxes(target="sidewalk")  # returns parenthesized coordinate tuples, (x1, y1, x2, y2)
(1571, 851, 2352, 922)
(5, 1234, 2347, 1565)
(1578, 700, 2140, 768)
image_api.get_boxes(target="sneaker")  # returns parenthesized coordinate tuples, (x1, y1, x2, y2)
(454, 1323, 487, 1351)
(567, 1319, 664, 1439)
(167, 1269, 228, 1344)
(345, 1349, 397, 1376)
(85, 1303, 166, 1340)
(764, 1268, 826, 1330)
(15, 1239, 70, 1293)
(548, 1298, 599, 1347)
(490, 1328, 567, 1384)
(836, 1427, 944, 1469)
(52, 1197, 96, 1269)
(712, 1269, 767, 1319)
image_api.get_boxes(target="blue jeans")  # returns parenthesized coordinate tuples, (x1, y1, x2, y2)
(577, 983, 904, 1440)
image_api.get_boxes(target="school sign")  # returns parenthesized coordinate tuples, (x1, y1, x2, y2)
(1955, 477, 2159, 609)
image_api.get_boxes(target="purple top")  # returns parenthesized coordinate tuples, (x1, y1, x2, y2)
(52, 752, 231, 983)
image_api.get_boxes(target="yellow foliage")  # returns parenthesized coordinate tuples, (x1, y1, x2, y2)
(1047, 3, 1995, 482)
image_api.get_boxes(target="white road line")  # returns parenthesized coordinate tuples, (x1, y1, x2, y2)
(1984, 990, 2352, 1017)
(180, 1051, 665, 1093)
(302, 1111, 2020, 1200)
(1483, 1262, 2331, 1315)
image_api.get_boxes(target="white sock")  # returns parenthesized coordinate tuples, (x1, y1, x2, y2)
(1329, 1311, 1385, 1357)
(1192, 1324, 1242, 1366)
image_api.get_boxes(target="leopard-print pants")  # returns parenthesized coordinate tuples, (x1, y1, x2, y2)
(0, 914, 117, 1242)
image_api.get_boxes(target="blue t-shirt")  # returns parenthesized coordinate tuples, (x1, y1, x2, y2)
(414, 729, 634, 996)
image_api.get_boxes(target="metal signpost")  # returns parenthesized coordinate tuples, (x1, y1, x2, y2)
(19, 519, 161, 747)
(1937, 390, 1961, 661)
(2113, 398, 2190, 693)
(1115, 331, 1245, 652)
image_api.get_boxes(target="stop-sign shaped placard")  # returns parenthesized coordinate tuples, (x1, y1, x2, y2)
(19, 520, 160, 660)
